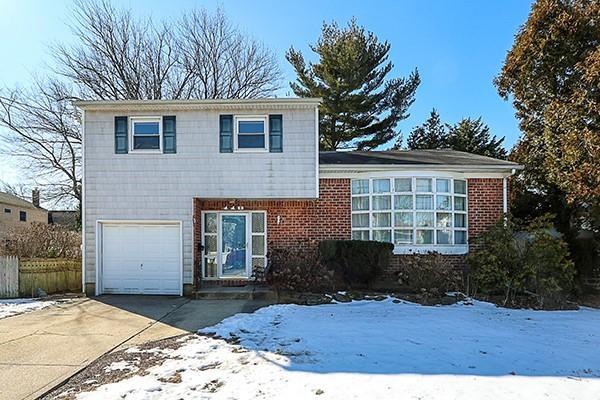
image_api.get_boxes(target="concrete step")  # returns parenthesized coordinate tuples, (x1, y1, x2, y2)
(192, 286, 277, 301)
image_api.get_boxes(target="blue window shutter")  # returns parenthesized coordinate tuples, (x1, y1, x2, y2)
(220, 115, 233, 153)
(163, 116, 176, 154)
(115, 116, 128, 154)
(269, 114, 283, 152)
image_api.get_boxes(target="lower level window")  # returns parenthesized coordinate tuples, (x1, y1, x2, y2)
(351, 177, 468, 250)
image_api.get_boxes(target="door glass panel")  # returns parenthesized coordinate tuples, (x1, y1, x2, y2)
(221, 215, 247, 277)
(252, 235, 265, 256)
(205, 257, 217, 278)
(252, 213, 265, 233)
(205, 213, 217, 233)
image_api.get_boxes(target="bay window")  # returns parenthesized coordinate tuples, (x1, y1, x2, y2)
(351, 176, 468, 252)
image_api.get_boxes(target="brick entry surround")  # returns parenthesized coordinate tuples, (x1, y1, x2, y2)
(194, 177, 505, 287)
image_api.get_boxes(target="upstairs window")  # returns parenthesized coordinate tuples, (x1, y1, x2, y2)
(131, 117, 161, 151)
(4, 208, 11, 213)
(234, 116, 268, 151)
(19, 211, 27, 222)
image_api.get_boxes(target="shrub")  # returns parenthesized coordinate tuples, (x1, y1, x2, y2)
(266, 245, 333, 293)
(396, 252, 462, 296)
(0, 222, 81, 259)
(468, 215, 575, 307)
(318, 240, 393, 288)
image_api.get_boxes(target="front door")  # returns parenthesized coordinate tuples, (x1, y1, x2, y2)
(201, 211, 267, 281)
(219, 214, 248, 278)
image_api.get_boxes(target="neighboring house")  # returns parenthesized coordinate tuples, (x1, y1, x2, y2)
(75, 99, 522, 296)
(48, 210, 79, 230)
(0, 189, 48, 240)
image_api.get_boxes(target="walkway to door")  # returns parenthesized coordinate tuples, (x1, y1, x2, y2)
(0, 295, 274, 400)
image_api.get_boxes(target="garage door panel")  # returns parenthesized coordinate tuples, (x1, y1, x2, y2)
(101, 223, 181, 295)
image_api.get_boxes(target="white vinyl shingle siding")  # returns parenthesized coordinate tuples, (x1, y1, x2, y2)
(84, 107, 318, 287)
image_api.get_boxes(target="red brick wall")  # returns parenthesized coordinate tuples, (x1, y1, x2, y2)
(193, 177, 506, 287)
(193, 179, 351, 286)
(467, 178, 504, 237)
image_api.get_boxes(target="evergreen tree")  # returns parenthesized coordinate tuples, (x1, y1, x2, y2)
(286, 19, 420, 150)
(446, 118, 507, 159)
(406, 109, 447, 150)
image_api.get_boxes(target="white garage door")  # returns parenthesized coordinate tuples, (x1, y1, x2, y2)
(101, 223, 181, 295)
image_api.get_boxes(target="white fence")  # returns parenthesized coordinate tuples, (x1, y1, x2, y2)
(0, 256, 19, 298)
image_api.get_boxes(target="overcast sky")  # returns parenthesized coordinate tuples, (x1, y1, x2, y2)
(0, 0, 532, 186)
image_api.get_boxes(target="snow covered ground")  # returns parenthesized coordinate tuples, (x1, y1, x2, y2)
(76, 298, 600, 400)
(0, 298, 55, 319)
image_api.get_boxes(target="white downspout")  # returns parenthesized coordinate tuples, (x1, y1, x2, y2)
(502, 176, 508, 215)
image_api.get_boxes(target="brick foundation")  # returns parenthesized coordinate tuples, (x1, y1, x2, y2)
(193, 177, 506, 287)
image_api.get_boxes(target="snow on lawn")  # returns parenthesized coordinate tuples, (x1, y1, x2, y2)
(0, 298, 55, 319)
(76, 298, 600, 400)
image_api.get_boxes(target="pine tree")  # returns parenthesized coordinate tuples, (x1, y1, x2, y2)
(286, 19, 420, 150)
(446, 118, 507, 159)
(406, 109, 447, 149)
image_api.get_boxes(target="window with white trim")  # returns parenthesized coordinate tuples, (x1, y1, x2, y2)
(234, 115, 268, 151)
(131, 117, 161, 151)
(351, 177, 468, 250)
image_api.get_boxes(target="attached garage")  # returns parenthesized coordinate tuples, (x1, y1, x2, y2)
(98, 222, 182, 295)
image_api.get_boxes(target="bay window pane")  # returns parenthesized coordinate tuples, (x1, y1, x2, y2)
(394, 178, 412, 192)
(416, 195, 433, 209)
(372, 212, 391, 227)
(416, 230, 433, 244)
(436, 179, 450, 193)
(436, 212, 452, 227)
(437, 229, 452, 245)
(372, 195, 391, 210)
(454, 213, 466, 228)
(394, 229, 413, 245)
(436, 195, 452, 210)
(352, 179, 369, 194)
(352, 213, 369, 228)
(352, 230, 369, 241)
(416, 212, 434, 227)
(373, 179, 391, 193)
(455, 230, 467, 244)
(454, 179, 467, 194)
(373, 230, 392, 243)
(416, 178, 433, 192)
(394, 195, 413, 210)
(454, 196, 466, 211)
(352, 196, 369, 211)
(394, 212, 413, 227)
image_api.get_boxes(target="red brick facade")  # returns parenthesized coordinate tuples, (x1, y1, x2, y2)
(467, 178, 504, 237)
(193, 179, 351, 287)
(193, 177, 505, 287)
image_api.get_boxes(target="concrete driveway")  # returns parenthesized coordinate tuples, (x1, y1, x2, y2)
(0, 296, 273, 400)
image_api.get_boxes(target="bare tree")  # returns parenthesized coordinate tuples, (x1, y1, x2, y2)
(0, 0, 282, 213)
(54, 0, 281, 100)
(0, 79, 81, 209)
(178, 8, 281, 99)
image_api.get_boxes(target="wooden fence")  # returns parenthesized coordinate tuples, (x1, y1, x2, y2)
(0, 257, 81, 298)
(0, 256, 19, 298)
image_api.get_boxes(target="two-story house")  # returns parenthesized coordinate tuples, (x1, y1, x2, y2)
(76, 98, 522, 296)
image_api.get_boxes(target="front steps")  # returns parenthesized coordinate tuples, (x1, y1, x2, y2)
(192, 285, 277, 301)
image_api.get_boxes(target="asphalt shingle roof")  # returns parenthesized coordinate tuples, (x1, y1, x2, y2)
(0, 191, 40, 210)
(319, 149, 521, 168)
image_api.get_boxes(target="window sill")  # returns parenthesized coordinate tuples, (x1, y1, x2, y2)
(393, 245, 468, 255)
(233, 148, 269, 153)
